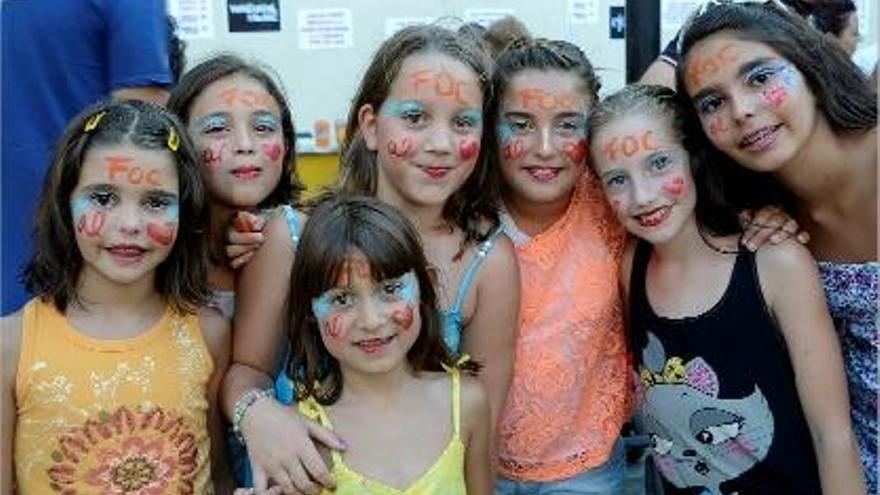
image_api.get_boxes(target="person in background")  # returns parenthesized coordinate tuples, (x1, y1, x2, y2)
(2, 0, 173, 316)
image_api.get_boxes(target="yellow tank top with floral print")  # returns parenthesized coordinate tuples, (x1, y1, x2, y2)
(298, 368, 466, 495)
(14, 298, 214, 494)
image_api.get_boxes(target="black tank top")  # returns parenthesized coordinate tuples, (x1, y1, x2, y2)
(629, 241, 821, 495)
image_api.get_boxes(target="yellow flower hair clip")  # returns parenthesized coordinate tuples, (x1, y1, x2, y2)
(167, 127, 180, 152)
(84, 111, 107, 132)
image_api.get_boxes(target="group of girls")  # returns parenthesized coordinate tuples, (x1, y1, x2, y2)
(2, 2, 875, 494)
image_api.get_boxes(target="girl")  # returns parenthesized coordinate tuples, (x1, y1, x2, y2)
(588, 84, 864, 494)
(232, 25, 519, 493)
(676, 3, 877, 490)
(248, 194, 491, 494)
(1, 100, 232, 493)
(167, 54, 307, 485)
(486, 36, 631, 494)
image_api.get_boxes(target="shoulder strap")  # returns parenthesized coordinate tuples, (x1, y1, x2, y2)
(451, 226, 504, 314)
(450, 367, 461, 437)
(280, 204, 300, 248)
(298, 397, 343, 465)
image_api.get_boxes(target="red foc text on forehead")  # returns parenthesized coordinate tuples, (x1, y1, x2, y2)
(409, 69, 474, 105)
(387, 137, 413, 162)
(686, 42, 740, 90)
(147, 221, 176, 246)
(105, 156, 161, 186)
(458, 139, 479, 161)
(602, 131, 658, 161)
(218, 87, 271, 108)
(76, 210, 106, 237)
(515, 88, 579, 111)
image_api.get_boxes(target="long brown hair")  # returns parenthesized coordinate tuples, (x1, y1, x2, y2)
(167, 53, 305, 207)
(337, 24, 500, 246)
(25, 99, 211, 313)
(288, 194, 476, 405)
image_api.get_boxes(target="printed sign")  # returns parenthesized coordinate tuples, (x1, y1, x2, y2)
(228, 0, 280, 32)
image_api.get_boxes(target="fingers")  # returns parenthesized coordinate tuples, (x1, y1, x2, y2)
(228, 231, 265, 248)
(306, 418, 347, 451)
(230, 251, 256, 270)
(796, 230, 811, 245)
(252, 466, 269, 492)
(286, 462, 321, 495)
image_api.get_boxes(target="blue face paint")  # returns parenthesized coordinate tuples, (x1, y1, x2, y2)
(196, 114, 230, 132)
(70, 194, 91, 218)
(165, 199, 180, 221)
(496, 118, 515, 143)
(380, 99, 424, 117)
(398, 271, 418, 304)
(252, 112, 281, 131)
(455, 108, 483, 127)
(311, 292, 334, 321)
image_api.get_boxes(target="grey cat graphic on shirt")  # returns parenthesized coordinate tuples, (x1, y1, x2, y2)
(635, 333, 775, 495)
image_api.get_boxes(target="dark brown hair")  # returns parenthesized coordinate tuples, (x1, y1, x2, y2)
(167, 53, 304, 207)
(288, 194, 475, 405)
(677, 2, 876, 133)
(25, 99, 211, 313)
(588, 84, 779, 236)
(810, 0, 857, 37)
(337, 24, 499, 247)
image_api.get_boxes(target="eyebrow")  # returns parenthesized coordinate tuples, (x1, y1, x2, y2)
(691, 56, 778, 103)
(194, 113, 231, 127)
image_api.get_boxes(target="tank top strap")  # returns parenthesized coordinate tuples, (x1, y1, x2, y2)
(298, 397, 344, 465)
(279, 204, 300, 248)
(450, 367, 461, 437)
(450, 225, 504, 314)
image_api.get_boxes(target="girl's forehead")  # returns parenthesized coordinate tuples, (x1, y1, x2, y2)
(77, 144, 179, 189)
(190, 73, 281, 117)
(594, 113, 681, 155)
(502, 69, 591, 112)
(389, 52, 483, 101)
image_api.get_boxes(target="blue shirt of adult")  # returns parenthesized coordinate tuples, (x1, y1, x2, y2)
(2, 0, 172, 315)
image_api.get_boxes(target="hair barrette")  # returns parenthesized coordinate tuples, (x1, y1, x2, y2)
(84, 111, 107, 133)
(167, 127, 180, 152)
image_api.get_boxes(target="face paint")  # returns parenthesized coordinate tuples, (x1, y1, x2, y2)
(503, 139, 525, 161)
(105, 156, 162, 186)
(324, 313, 346, 340)
(662, 175, 686, 197)
(515, 88, 578, 111)
(390, 306, 414, 330)
(146, 222, 176, 246)
(409, 69, 471, 104)
(602, 131, 658, 161)
(458, 139, 479, 160)
(197, 114, 229, 133)
(381, 99, 424, 118)
(201, 144, 226, 169)
(387, 137, 413, 161)
(707, 115, 729, 138)
(76, 210, 106, 237)
(562, 139, 588, 165)
(260, 143, 283, 163)
(686, 42, 740, 89)
(496, 119, 516, 144)
(456, 108, 483, 127)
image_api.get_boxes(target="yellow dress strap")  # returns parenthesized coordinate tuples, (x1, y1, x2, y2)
(298, 397, 344, 465)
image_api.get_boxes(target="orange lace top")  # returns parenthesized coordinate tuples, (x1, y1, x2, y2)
(497, 172, 630, 481)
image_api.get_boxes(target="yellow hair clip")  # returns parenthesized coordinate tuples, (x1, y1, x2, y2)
(84, 111, 106, 132)
(167, 127, 180, 152)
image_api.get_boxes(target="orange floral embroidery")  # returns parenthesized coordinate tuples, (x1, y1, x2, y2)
(47, 405, 198, 494)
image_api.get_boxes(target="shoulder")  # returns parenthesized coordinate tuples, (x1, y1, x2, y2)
(459, 373, 489, 434)
(2, 310, 25, 392)
(754, 238, 820, 306)
(265, 206, 306, 246)
(197, 307, 231, 361)
(481, 233, 519, 279)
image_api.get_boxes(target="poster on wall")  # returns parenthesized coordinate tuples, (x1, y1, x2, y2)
(609, 6, 625, 39)
(228, 0, 280, 32)
(567, 0, 600, 25)
(167, 0, 214, 39)
(298, 8, 353, 50)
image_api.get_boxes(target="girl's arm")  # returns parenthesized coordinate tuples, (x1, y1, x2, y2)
(461, 235, 519, 438)
(199, 308, 235, 494)
(225, 211, 344, 494)
(462, 376, 492, 495)
(756, 240, 866, 494)
(1, 312, 22, 493)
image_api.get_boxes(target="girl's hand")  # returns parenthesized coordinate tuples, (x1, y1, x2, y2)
(227, 211, 266, 269)
(739, 206, 810, 251)
(241, 398, 346, 495)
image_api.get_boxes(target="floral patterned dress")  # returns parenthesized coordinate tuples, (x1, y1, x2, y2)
(818, 261, 878, 494)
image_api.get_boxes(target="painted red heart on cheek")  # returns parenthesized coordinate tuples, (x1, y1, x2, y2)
(458, 140, 479, 160)
(662, 176, 686, 197)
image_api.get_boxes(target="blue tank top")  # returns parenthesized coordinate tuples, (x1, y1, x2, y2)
(440, 226, 504, 352)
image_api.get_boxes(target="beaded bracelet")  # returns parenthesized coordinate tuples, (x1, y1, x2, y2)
(232, 388, 273, 443)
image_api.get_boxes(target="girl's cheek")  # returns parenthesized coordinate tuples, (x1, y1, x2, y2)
(458, 138, 479, 161)
(260, 142, 283, 164)
(562, 139, 588, 165)
(705, 115, 730, 141)
(661, 174, 687, 198)
(75, 210, 106, 238)
(390, 303, 415, 332)
(322, 312, 349, 341)
(146, 222, 177, 246)
(387, 136, 414, 162)
(502, 138, 525, 161)
(201, 143, 227, 170)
